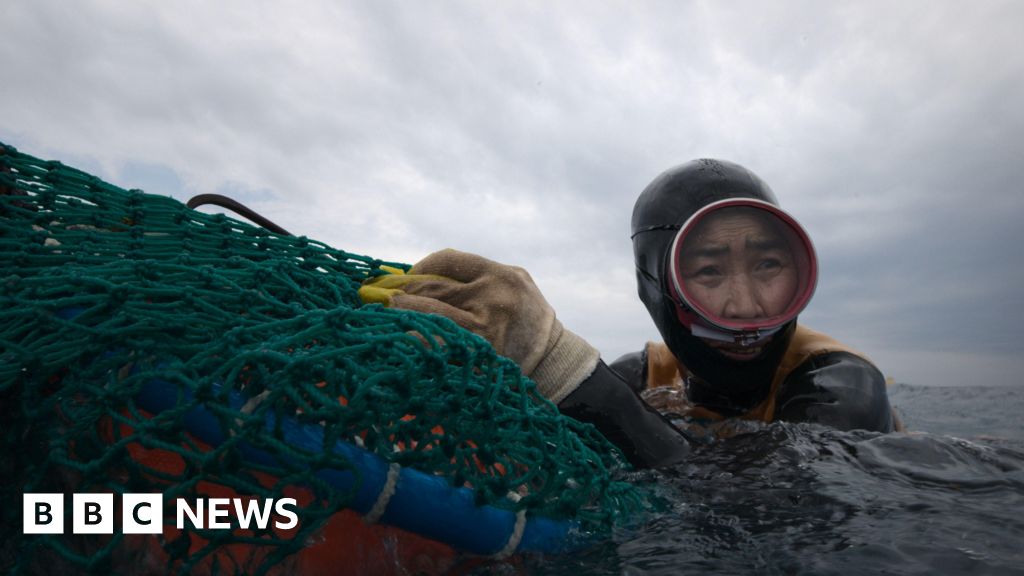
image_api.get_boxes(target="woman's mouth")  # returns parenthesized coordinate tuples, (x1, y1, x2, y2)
(705, 341, 768, 361)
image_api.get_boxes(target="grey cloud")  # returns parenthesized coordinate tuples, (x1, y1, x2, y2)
(3, 0, 1023, 386)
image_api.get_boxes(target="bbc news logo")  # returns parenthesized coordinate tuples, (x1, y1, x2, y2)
(24, 493, 299, 534)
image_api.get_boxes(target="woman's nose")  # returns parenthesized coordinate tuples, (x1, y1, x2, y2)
(721, 274, 764, 319)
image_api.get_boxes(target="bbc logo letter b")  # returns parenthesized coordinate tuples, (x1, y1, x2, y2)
(73, 493, 114, 534)
(24, 494, 64, 534)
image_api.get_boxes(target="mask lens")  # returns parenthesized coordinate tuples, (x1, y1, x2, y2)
(669, 201, 816, 333)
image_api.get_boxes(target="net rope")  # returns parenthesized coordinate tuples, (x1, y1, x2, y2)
(0, 143, 647, 575)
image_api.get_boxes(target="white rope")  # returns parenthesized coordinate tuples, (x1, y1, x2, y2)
(495, 510, 527, 558)
(495, 492, 527, 559)
(238, 390, 270, 415)
(232, 390, 271, 436)
(363, 462, 401, 524)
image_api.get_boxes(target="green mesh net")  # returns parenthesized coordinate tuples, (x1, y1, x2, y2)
(0, 142, 647, 575)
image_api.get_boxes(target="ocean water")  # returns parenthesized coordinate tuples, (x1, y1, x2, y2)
(511, 384, 1024, 575)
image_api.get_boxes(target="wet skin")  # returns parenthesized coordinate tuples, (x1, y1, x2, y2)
(678, 209, 799, 361)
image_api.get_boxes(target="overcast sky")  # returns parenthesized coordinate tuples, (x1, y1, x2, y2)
(3, 0, 1023, 387)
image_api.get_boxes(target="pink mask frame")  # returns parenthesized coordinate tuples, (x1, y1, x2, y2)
(667, 198, 818, 345)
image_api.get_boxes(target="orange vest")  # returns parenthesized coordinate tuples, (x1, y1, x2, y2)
(642, 325, 872, 425)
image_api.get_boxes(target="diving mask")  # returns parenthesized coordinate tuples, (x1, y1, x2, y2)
(667, 199, 817, 346)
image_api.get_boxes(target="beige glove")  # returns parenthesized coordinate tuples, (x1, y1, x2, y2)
(362, 249, 599, 404)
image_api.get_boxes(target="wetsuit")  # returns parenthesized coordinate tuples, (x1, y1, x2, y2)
(559, 325, 899, 468)
(618, 324, 897, 428)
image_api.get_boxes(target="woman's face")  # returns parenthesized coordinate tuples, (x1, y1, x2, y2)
(677, 208, 800, 359)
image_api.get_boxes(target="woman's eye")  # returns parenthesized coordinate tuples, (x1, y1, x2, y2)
(753, 256, 782, 274)
(695, 266, 721, 277)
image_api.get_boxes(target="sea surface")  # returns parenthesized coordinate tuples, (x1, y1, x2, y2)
(512, 384, 1024, 575)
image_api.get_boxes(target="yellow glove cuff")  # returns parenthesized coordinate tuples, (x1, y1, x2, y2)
(358, 269, 452, 305)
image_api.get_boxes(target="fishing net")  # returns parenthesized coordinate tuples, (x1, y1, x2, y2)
(0, 142, 647, 575)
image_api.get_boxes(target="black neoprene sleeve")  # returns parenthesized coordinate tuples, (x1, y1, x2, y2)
(557, 360, 691, 468)
(773, 351, 896, 433)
